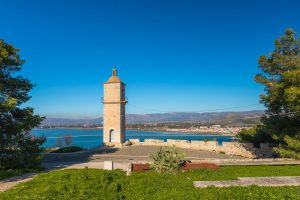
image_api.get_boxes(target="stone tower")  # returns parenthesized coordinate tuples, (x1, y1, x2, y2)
(103, 69, 127, 146)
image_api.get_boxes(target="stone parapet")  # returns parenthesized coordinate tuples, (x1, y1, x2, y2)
(166, 139, 190, 148)
(144, 139, 164, 145)
(127, 138, 273, 158)
(128, 139, 140, 145)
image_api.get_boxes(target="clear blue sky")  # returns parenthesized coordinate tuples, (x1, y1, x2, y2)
(1, 0, 300, 118)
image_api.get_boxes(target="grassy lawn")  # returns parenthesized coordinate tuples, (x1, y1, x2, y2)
(0, 169, 26, 181)
(1, 165, 300, 199)
(0, 168, 42, 181)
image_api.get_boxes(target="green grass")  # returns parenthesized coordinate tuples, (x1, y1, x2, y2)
(50, 146, 83, 153)
(1, 165, 300, 199)
(0, 168, 42, 181)
(0, 169, 25, 181)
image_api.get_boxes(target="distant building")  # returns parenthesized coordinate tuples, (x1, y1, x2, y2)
(102, 69, 127, 146)
(211, 124, 221, 128)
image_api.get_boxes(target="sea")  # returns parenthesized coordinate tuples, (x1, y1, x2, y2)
(32, 128, 235, 149)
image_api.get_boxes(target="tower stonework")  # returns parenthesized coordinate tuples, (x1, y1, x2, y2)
(103, 69, 127, 146)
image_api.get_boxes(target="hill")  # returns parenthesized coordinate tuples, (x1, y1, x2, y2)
(41, 110, 264, 126)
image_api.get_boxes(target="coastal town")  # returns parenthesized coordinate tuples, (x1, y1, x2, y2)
(38, 123, 247, 136)
(127, 123, 249, 135)
(166, 125, 245, 135)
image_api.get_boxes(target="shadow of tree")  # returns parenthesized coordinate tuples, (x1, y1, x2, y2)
(239, 143, 275, 158)
(42, 146, 119, 170)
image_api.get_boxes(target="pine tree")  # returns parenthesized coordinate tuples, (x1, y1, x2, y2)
(255, 28, 300, 158)
(0, 39, 45, 169)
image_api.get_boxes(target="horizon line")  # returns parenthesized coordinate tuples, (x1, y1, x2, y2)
(42, 109, 265, 119)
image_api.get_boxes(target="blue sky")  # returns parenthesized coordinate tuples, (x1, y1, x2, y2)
(1, 0, 300, 118)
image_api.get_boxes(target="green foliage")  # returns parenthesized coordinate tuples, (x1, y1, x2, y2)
(1, 169, 128, 200)
(237, 126, 272, 145)
(256, 28, 300, 141)
(0, 167, 43, 181)
(0, 39, 45, 169)
(127, 166, 300, 200)
(0, 169, 26, 180)
(240, 28, 300, 158)
(51, 146, 83, 153)
(2, 166, 300, 199)
(150, 146, 185, 173)
(273, 135, 300, 159)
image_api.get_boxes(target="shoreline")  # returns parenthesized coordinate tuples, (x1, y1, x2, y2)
(36, 127, 103, 130)
(35, 127, 236, 136)
(127, 128, 236, 136)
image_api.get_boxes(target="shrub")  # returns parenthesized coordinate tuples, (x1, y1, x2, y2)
(150, 146, 185, 173)
(273, 135, 300, 159)
(0, 167, 43, 180)
(0, 136, 45, 169)
(51, 146, 83, 153)
(237, 126, 272, 145)
(238, 126, 300, 159)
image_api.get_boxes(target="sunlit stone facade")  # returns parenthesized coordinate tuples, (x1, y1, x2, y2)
(103, 69, 127, 146)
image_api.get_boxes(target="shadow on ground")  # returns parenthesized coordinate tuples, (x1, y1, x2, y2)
(42, 145, 246, 170)
(42, 146, 119, 170)
(0, 173, 37, 184)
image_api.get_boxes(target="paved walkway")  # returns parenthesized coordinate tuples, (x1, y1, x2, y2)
(194, 176, 300, 188)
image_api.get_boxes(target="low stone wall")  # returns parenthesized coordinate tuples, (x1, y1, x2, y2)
(128, 139, 273, 158)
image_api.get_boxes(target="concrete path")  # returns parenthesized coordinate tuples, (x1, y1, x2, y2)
(190, 158, 300, 166)
(43, 160, 129, 171)
(194, 176, 300, 188)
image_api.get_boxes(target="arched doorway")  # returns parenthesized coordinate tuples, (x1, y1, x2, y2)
(109, 129, 115, 143)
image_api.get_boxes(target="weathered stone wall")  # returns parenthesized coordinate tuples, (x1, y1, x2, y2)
(103, 80, 126, 145)
(128, 138, 273, 158)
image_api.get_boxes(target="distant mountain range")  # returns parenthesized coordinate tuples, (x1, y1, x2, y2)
(41, 110, 264, 126)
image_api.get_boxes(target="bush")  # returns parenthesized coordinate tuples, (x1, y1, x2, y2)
(0, 169, 24, 180)
(150, 146, 185, 173)
(0, 136, 45, 169)
(0, 167, 43, 180)
(238, 126, 300, 159)
(51, 146, 83, 153)
(237, 126, 272, 145)
(273, 135, 300, 159)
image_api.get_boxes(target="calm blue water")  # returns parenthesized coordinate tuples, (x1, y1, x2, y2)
(32, 128, 235, 149)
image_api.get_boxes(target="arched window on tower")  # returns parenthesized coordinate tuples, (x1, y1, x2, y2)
(109, 129, 115, 143)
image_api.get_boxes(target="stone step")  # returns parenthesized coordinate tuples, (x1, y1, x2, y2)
(193, 176, 300, 188)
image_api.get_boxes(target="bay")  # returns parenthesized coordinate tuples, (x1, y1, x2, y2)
(32, 128, 235, 149)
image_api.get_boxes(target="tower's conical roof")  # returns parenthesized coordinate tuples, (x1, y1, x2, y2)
(106, 69, 123, 83)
